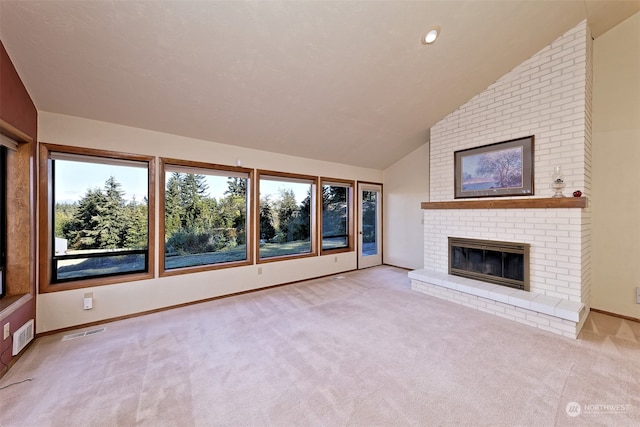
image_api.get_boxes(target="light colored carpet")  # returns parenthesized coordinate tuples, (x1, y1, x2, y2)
(0, 266, 639, 426)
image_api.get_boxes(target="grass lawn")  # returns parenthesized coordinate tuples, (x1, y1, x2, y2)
(258, 240, 311, 258)
(56, 240, 317, 278)
(322, 237, 348, 250)
(57, 253, 146, 280)
(165, 245, 248, 269)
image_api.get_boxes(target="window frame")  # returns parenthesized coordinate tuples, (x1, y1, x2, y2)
(319, 177, 355, 255)
(38, 143, 156, 293)
(159, 158, 254, 276)
(256, 170, 318, 263)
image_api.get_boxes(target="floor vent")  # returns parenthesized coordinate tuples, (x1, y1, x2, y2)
(62, 327, 106, 341)
(12, 319, 35, 356)
(333, 275, 346, 280)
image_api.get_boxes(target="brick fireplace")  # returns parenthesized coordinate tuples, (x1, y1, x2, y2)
(410, 21, 592, 339)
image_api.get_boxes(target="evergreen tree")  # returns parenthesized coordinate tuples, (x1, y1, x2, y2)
(55, 202, 76, 239)
(259, 195, 276, 240)
(220, 177, 248, 245)
(124, 197, 148, 249)
(275, 189, 298, 242)
(225, 177, 246, 197)
(62, 177, 147, 251)
(180, 173, 211, 232)
(294, 191, 312, 241)
(164, 172, 251, 254)
(322, 185, 347, 208)
(165, 172, 184, 238)
(64, 187, 107, 249)
(362, 191, 377, 243)
(321, 186, 348, 239)
(96, 176, 128, 249)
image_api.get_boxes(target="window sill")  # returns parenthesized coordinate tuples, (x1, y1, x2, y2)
(40, 271, 155, 293)
(320, 247, 353, 255)
(160, 259, 253, 277)
(257, 251, 318, 264)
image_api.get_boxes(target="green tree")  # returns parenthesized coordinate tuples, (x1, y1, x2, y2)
(165, 172, 184, 238)
(165, 172, 251, 254)
(220, 177, 248, 245)
(275, 189, 298, 242)
(180, 173, 211, 231)
(322, 186, 347, 239)
(62, 177, 146, 251)
(217, 194, 245, 244)
(64, 187, 106, 249)
(95, 176, 128, 249)
(55, 202, 76, 239)
(259, 195, 276, 240)
(362, 191, 377, 244)
(294, 191, 312, 241)
(225, 177, 246, 197)
(124, 197, 148, 249)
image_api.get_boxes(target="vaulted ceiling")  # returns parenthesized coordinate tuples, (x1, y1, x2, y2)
(1, 1, 638, 169)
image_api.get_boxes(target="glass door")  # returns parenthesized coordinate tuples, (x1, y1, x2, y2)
(358, 183, 382, 269)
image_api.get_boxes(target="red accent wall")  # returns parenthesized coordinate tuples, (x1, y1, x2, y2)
(0, 41, 37, 137)
(0, 39, 37, 376)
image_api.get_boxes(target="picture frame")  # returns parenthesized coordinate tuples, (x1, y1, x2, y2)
(454, 135, 534, 199)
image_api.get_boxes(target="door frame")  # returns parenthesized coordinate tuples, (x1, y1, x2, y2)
(357, 182, 382, 269)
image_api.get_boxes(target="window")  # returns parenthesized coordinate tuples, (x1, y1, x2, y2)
(39, 144, 155, 291)
(0, 146, 6, 299)
(160, 159, 253, 274)
(257, 171, 317, 261)
(320, 179, 354, 253)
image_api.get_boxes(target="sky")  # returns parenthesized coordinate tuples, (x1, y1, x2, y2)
(55, 160, 148, 203)
(55, 160, 309, 204)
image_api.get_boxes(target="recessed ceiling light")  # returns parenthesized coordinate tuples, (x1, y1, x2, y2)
(422, 26, 440, 45)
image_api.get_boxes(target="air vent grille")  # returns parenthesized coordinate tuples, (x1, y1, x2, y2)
(12, 319, 34, 356)
(62, 327, 106, 341)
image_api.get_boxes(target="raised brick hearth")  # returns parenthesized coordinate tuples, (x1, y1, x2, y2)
(409, 270, 585, 338)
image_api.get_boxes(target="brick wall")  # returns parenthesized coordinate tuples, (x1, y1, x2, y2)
(425, 22, 592, 309)
(581, 24, 593, 312)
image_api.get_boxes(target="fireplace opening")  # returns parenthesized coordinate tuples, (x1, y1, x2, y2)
(448, 237, 529, 291)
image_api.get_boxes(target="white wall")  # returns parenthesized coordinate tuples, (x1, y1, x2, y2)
(592, 12, 640, 319)
(383, 142, 429, 269)
(37, 112, 382, 333)
(425, 21, 592, 309)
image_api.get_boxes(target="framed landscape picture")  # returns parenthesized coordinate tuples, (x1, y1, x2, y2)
(454, 136, 534, 199)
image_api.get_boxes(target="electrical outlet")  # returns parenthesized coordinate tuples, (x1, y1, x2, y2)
(258, 267, 262, 275)
(636, 287, 640, 304)
(334, 256, 338, 263)
(83, 292, 93, 310)
(3, 322, 9, 340)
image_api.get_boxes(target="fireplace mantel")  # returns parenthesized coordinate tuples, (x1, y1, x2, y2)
(421, 197, 587, 210)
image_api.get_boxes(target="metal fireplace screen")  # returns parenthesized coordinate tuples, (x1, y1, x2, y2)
(448, 237, 530, 291)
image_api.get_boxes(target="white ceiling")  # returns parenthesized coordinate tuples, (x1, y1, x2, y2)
(1, 1, 638, 169)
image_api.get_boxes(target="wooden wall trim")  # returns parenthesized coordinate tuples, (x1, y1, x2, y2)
(0, 294, 32, 322)
(590, 308, 640, 324)
(0, 118, 33, 144)
(421, 197, 588, 210)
